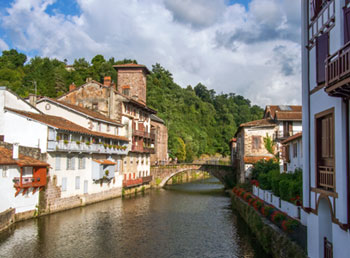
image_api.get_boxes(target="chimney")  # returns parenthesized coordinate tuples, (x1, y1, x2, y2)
(29, 94, 37, 107)
(104, 76, 111, 87)
(69, 83, 76, 92)
(13, 143, 19, 160)
(86, 77, 92, 83)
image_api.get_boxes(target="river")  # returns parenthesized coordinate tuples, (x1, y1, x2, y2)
(0, 177, 267, 258)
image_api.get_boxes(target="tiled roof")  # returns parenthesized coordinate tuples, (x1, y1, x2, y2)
(244, 156, 274, 164)
(93, 159, 116, 165)
(38, 98, 122, 126)
(0, 147, 49, 167)
(5, 108, 129, 142)
(150, 114, 165, 124)
(275, 111, 302, 121)
(113, 63, 150, 74)
(264, 105, 302, 121)
(239, 119, 276, 128)
(281, 132, 302, 144)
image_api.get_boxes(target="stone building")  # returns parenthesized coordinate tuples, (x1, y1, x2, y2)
(150, 114, 168, 165)
(234, 119, 276, 183)
(57, 63, 167, 187)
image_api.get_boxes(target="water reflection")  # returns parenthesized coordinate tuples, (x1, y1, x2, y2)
(0, 177, 267, 258)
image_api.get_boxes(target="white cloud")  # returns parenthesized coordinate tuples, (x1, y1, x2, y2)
(0, 38, 9, 51)
(0, 0, 302, 106)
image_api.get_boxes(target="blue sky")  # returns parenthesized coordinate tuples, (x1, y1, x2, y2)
(0, 0, 301, 106)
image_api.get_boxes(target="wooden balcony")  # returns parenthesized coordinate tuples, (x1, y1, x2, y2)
(142, 175, 153, 184)
(325, 41, 350, 97)
(317, 165, 334, 191)
(133, 130, 154, 140)
(308, 0, 335, 48)
(123, 178, 143, 188)
(13, 176, 45, 188)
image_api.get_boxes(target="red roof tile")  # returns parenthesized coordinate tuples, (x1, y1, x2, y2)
(113, 63, 150, 73)
(264, 105, 302, 121)
(0, 147, 49, 167)
(5, 108, 129, 142)
(239, 119, 276, 128)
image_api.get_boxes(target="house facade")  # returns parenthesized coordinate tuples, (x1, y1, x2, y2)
(57, 64, 160, 188)
(0, 145, 48, 216)
(234, 119, 276, 183)
(281, 132, 303, 173)
(150, 114, 168, 165)
(302, 1, 350, 257)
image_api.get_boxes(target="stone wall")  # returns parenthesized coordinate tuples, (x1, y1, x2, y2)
(0, 141, 46, 161)
(230, 191, 307, 258)
(150, 120, 168, 165)
(117, 68, 147, 104)
(0, 208, 15, 232)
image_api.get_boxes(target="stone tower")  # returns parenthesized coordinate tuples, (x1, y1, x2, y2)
(113, 64, 150, 104)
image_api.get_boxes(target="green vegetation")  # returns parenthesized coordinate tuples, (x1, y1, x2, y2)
(252, 159, 303, 203)
(0, 50, 264, 161)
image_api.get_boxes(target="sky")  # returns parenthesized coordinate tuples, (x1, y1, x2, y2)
(0, 0, 301, 107)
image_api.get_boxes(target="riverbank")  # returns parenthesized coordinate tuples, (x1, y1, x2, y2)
(229, 190, 307, 257)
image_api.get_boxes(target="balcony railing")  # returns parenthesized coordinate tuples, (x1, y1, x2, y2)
(318, 165, 335, 190)
(133, 130, 154, 140)
(308, 0, 335, 47)
(123, 178, 143, 188)
(142, 175, 153, 184)
(48, 140, 129, 155)
(325, 41, 350, 93)
(13, 177, 45, 188)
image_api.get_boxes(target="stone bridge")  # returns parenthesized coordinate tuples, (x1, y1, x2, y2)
(150, 164, 236, 188)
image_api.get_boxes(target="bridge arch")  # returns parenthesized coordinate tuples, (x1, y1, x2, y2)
(159, 168, 201, 187)
(151, 164, 236, 188)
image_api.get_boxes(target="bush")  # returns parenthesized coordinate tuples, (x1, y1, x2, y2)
(279, 180, 291, 201)
(258, 173, 271, 190)
(251, 159, 279, 179)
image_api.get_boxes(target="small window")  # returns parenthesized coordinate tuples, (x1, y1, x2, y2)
(92, 102, 98, 110)
(122, 88, 130, 96)
(1, 167, 6, 178)
(107, 124, 110, 132)
(252, 136, 261, 150)
(67, 156, 75, 170)
(75, 176, 80, 190)
(55, 155, 61, 171)
(62, 177, 67, 191)
(23, 167, 33, 176)
(293, 143, 298, 158)
(79, 157, 86, 170)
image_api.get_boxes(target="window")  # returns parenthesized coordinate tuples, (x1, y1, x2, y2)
(316, 32, 329, 85)
(75, 176, 80, 190)
(23, 167, 33, 176)
(252, 136, 261, 150)
(107, 124, 110, 132)
(78, 157, 86, 170)
(92, 102, 98, 110)
(311, 0, 328, 19)
(55, 155, 61, 171)
(1, 167, 6, 178)
(344, 5, 350, 44)
(282, 145, 290, 163)
(122, 88, 130, 96)
(97, 122, 101, 132)
(283, 121, 293, 137)
(316, 109, 335, 190)
(67, 156, 75, 170)
(62, 177, 67, 191)
(293, 143, 298, 158)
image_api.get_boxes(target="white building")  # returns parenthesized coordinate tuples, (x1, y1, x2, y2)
(302, 1, 350, 257)
(0, 87, 128, 202)
(0, 146, 48, 215)
(281, 132, 303, 173)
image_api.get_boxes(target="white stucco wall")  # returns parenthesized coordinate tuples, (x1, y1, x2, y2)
(0, 110, 48, 152)
(0, 88, 39, 114)
(48, 153, 123, 198)
(0, 165, 39, 213)
(285, 137, 303, 172)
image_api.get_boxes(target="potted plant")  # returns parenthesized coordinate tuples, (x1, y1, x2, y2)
(64, 140, 69, 145)
(86, 141, 91, 146)
(76, 140, 81, 145)
(105, 170, 109, 176)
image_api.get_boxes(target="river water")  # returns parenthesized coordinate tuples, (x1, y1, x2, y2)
(0, 177, 267, 258)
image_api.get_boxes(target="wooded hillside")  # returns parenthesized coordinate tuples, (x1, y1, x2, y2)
(0, 50, 263, 161)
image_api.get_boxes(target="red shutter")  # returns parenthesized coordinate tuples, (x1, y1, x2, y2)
(345, 7, 350, 44)
(316, 33, 329, 84)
